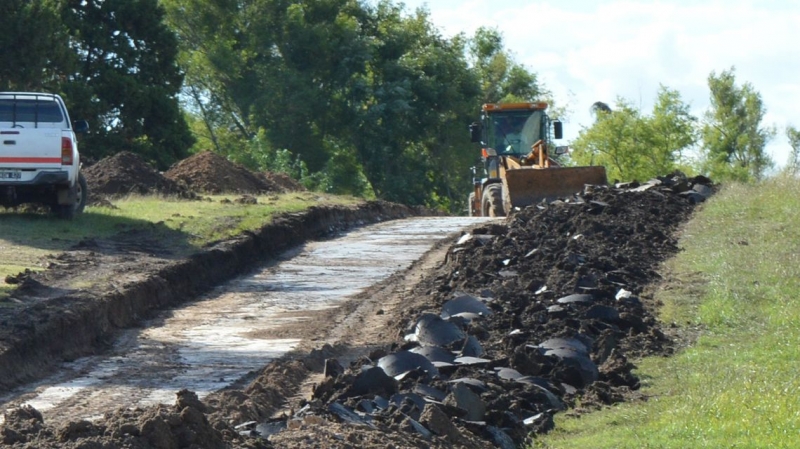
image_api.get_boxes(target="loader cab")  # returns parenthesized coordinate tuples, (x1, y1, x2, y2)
(472, 102, 559, 156)
(487, 110, 544, 155)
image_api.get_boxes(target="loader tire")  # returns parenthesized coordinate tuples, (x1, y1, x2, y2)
(482, 184, 505, 217)
(468, 192, 478, 216)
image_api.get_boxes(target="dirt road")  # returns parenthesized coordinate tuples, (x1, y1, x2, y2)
(0, 216, 489, 427)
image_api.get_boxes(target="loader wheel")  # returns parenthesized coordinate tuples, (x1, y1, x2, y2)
(467, 192, 478, 216)
(481, 184, 505, 217)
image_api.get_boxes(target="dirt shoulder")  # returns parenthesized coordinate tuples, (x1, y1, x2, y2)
(0, 201, 422, 392)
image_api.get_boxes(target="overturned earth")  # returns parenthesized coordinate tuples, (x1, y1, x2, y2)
(0, 174, 713, 448)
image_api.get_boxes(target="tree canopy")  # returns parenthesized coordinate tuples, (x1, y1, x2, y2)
(4, 1, 784, 209)
(786, 125, 800, 175)
(0, 0, 193, 168)
(570, 86, 697, 182)
(701, 67, 774, 182)
(162, 0, 543, 209)
(0, 0, 70, 91)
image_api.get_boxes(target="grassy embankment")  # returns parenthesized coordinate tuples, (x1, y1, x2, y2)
(0, 192, 358, 299)
(536, 176, 800, 448)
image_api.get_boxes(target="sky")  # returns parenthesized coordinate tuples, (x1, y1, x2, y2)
(395, 0, 800, 168)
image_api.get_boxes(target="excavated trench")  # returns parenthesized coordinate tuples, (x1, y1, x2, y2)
(0, 216, 489, 427)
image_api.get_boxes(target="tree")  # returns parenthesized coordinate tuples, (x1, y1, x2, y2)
(164, 0, 483, 209)
(0, 0, 71, 91)
(571, 98, 645, 182)
(468, 27, 543, 103)
(351, 2, 479, 206)
(786, 126, 800, 175)
(649, 86, 698, 172)
(701, 67, 774, 182)
(571, 86, 697, 182)
(60, 0, 194, 168)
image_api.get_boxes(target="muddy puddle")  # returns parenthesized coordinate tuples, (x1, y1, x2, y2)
(0, 217, 489, 425)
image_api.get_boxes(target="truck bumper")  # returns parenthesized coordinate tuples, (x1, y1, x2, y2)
(0, 170, 70, 186)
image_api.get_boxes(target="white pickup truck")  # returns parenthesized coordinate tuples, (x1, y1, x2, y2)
(0, 92, 89, 218)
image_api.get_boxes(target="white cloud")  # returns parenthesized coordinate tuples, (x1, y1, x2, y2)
(399, 0, 800, 166)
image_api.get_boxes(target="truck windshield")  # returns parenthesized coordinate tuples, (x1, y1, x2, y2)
(0, 98, 64, 123)
(488, 110, 544, 155)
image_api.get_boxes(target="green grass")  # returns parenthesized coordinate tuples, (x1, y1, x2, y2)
(0, 192, 358, 297)
(535, 175, 800, 449)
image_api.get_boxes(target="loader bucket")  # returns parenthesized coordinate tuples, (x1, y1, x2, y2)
(502, 166, 607, 209)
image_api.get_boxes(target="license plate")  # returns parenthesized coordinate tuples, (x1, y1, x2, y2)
(0, 170, 21, 179)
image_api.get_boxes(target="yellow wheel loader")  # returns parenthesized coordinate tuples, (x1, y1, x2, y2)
(468, 102, 607, 217)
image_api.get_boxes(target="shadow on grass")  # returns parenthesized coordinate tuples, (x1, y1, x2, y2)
(0, 208, 196, 258)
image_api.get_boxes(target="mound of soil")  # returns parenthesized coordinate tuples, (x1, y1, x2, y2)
(261, 171, 306, 192)
(1, 390, 268, 449)
(257, 173, 715, 447)
(83, 151, 196, 201)
(164, 151, 284, 194)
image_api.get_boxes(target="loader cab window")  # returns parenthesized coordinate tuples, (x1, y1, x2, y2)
(489, 111, 544, 155)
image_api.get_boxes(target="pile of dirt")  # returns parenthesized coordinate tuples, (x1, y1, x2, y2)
(262, 171, 306, 192)
(255, 173, 714, 447)
(164, 151, 286, 194)
(83, 151, 196, 201)
(1, 390, 268, 449)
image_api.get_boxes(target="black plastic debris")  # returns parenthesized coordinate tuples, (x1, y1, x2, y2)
(328, 402, 375, 428)
(448, 377, 488, 393)
(487, 426, 516, 449)
(692, 183, 713, 197)
(377, 350, 439, 380)
(445, 382, 485, 421)
(391, 392, 427, 411)
(373, 395, 389, 410)
(324, 358, 344, 378)
(546, 348, 598, 383)
(358, 399, 374, 414)
(409, 345, 456, 364)
(391, 393, 426, 420)
(413, 314, 466, 347)
(413, 383, 447, 402)
(447, 311, 485, 323)
(234, 420, 258, 437)
(556, 293, 594, 304)
(406, 416, 433, 440)
(453, 356, 491, 366)
(254, 421, 287, 438)
(495, 367, 526, 381)
(349, 366, 398, 397)
(531, 384, 566, 411)
(459, 335, 484, 357)
(585, 304, 620, 322)
(547, 304, 567, 316)
(538, 337, 591, 354)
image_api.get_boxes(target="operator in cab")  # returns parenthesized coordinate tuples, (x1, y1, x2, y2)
(493, 115, 542, 155)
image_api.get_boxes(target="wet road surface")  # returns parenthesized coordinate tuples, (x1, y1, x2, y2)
(0, 216, 490, 424)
